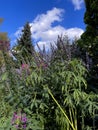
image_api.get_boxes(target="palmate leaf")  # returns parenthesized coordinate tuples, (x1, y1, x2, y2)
(80, 91, 88, 101)
(58, 59, 88, 94)
(65, 71, 78, 85)
(73, 89, 82, 105)
(69, 59, 87, 76)
(78, 76, 87, 89)
(82, 93, 98, 116)
(64, 94, 75, 108)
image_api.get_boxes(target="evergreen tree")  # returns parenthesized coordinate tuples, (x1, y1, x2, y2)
(78, 0, 98, 89)
(80, 0, 98, 56)
(18, 22, 33, 54)
(14, 22, 33, 63)
(81, 0, 98, 41)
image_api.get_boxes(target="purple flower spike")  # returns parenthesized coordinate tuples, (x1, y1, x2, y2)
(22, 117, 27, 123)
(11, 112, 27, 129)
(23, 124, 26, 129)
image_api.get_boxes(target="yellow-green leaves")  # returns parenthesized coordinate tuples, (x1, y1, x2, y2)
(1, 72, 8, 81)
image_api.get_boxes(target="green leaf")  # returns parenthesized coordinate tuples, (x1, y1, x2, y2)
(1, 72, 8, 81)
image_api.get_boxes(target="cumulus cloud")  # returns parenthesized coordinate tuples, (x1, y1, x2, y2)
(71, 0, 84, 10)
(14, 7, 84, 51)
(35, 27, 83, 51)
(30, 8, 64, 40)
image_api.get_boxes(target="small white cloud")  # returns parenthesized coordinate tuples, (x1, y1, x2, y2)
(65, 28, 84, 39)
(71, 0, 84, 10)
(14, 7, 84, 51)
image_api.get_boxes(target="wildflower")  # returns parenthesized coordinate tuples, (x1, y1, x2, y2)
(21, 64, 29, 70)
(23, 124, 26, 129)
(11, 112, 17, 124)
(21, 63, 30, 75)
(11, 112, 27, 129)
(21, 114, 27, 123)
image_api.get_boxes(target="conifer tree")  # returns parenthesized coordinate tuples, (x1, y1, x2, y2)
(80, 0, 98, 54)
(18, 22, 33, 54)
(78, 0, 98, 89)
(79, 0, 98, 55)
(15, 22, 33, 63)
(81, 0, 98, 42)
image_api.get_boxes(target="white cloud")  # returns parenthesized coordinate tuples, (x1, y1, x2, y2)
(71, 0, 84, 10)
(33, 25, 65, 41)
(14, 7, 84, 51)
(35, 27, 83, 51)
(30, 7, 64, 40)
(65, 28, 84, 39)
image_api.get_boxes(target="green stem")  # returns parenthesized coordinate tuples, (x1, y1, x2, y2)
(48, 88, 76, 130)
(74, 108, 77, 130)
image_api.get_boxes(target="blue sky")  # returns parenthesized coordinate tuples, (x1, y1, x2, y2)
(0, 0, 85, 49)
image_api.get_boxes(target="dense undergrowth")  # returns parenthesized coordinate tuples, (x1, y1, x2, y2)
(0, 35, 98, 130)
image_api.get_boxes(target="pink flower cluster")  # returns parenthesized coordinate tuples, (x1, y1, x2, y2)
(11, 112, 27, 129)
(21, 64, 30, 75)
(21, 64, 29, 70)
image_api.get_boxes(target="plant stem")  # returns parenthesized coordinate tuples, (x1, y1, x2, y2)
(48, 88, 76, 130)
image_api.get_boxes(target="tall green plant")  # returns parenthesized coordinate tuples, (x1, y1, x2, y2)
(0, 35, 98, 130)
(45, 57, 98, 130)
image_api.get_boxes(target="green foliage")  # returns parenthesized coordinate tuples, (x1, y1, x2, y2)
(0, 33, 98, 130)
(77, 0, 98, 90)
(79, 0, 98, 59)
(83, 0, 98, 40)
(12, 22, 34, 64)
